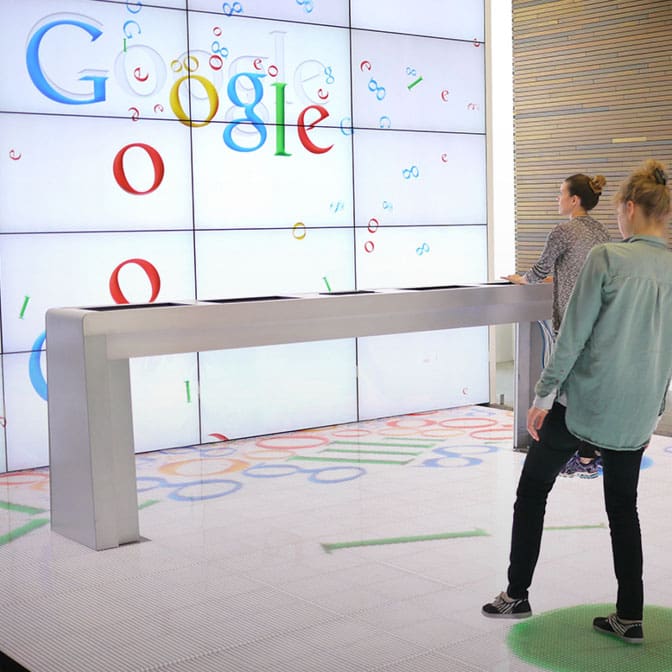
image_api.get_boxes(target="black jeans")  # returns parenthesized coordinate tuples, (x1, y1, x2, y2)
(577, 442, 600, 460)
(506, 403, 645, 620)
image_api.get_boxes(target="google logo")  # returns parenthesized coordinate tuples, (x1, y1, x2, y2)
(26, 16, 334, 157)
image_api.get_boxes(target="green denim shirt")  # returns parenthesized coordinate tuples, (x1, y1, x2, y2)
(534, 235, 672, 450)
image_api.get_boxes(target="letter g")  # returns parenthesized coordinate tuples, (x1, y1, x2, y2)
(26, 19, 108, 105)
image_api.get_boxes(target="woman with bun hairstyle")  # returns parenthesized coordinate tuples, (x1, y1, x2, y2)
(504, 173, 610, 333)
(504, 174, 611, 478)
(483, 160, 672, 645)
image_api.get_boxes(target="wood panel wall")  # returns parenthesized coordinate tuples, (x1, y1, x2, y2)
(512, 0, 672, 271)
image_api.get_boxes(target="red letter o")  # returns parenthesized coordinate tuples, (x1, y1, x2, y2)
(112, 143, 165, 195)
(109, 258, 161, 304)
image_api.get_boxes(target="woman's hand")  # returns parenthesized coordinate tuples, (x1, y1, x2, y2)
(501, 274, 528, 284)
(527, 406, 549, 441)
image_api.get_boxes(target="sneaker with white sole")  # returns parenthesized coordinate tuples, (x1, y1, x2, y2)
(593, 613, 643, 644)
(481, 592, 532, 619)
(559, 453, 599, 479)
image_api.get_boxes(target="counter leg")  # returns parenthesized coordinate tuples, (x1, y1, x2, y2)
(514, 321, 544, 451)
(48, 325, 139, 550)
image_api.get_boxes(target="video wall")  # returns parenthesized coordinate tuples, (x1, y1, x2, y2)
(0, 0, 488, 471)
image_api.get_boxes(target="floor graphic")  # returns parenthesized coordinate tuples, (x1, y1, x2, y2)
(321, 528, 490, 553)
(509, 604, 672, 671)
(0, 406, 511, 546)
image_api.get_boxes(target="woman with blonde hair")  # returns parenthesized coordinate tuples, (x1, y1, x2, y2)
(483, 160, 672, 645)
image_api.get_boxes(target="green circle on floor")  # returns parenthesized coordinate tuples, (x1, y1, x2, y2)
(508, 604, 672, 671)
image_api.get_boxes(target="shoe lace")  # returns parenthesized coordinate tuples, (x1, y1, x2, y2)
(493, 592, 512, 606)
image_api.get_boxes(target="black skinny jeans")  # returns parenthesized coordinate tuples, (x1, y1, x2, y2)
(506, 403, 645, 620)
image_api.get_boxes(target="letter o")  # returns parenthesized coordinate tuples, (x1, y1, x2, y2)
(169, 74, 219, 127)
(109, 258, 161, 304)
(112, 143, 165, 195)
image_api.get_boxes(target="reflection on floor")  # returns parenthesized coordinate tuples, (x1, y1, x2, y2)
(0, 405, 671, 671)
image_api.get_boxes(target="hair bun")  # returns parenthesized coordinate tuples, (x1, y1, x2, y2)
(653, 167, 667, 186)
(589, 175, 606, 194)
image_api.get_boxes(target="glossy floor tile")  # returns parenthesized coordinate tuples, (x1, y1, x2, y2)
(0, 405, 670, 671)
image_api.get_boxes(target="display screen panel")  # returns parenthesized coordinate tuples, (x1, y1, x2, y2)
(199, 339, 358, 439)
(195, 228, 356, 298)
(0, 1, 189, 117)
(183, 14, 352, 125)
(0, 114, 193, 233)
(0, 232, 196, 353)
(3, 351, 50, 471)
(351, 0, 485, 41)
(353, 130, 487, 228)
(186, 0, 350, 26)
(191, 122, 354, 230)
(351, 29, 485, 133)
(358, 326, 490, 421)
(130, 353, 200, 454)
(0, 0, 487, 471)
(355, 225, 487, 290)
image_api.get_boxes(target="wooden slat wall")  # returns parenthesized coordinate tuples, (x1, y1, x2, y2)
(512, 0, 672, 271)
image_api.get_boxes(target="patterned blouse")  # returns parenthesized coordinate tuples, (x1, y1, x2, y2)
(523, 215, 611, 332)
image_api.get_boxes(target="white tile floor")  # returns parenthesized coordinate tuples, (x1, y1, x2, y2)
(0, 405, 671, 671)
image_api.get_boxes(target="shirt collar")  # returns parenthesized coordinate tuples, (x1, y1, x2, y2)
(625, 234, 667, 248)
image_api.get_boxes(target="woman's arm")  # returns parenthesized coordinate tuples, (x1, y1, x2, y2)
(523, 227, 567, 283)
